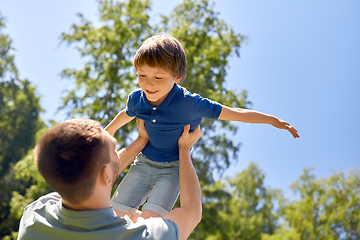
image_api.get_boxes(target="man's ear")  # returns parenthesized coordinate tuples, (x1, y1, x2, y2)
(99, 165, 113, 186)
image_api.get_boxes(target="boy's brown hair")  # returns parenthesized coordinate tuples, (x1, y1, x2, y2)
(133, 33, 187, 82)
(35, 118, 110, 204)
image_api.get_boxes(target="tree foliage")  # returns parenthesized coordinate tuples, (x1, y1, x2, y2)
(0, 13, 42, 179)
(194, 163, 281, 239)
(59, 0, 153, 145)
(5, 127, 53, 240)
(282, 168, 360, 240)
(0, 12, 43, 238)
(59, 0, 248, 185)
(2, 1, 360, 240)
(164, 0, 249, 183)
(0, 13, 43, 240)
(190, 165, 360, 240)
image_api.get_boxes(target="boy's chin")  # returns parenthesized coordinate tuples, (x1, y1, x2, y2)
(145, 96, 160, 104)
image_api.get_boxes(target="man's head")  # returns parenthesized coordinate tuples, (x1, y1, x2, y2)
(133, 33, 187, 82)
(35, 118, 119, 205)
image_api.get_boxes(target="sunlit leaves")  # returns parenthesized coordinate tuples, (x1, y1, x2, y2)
(0, 12, 43, 238)
(59, 0, 249, 183)
(194, 163, 281, 239)
(282, 168, 360, 240)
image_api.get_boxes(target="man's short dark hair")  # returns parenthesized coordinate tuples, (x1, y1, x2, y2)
(35, 118, 110, 204)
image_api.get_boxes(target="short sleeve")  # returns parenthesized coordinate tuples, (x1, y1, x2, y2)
(191, 94, 222, 119)
(141, 218, 180, 240)
(125, 90, 138, 117)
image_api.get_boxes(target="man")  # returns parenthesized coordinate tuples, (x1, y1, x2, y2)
(18, 118, 202, 240)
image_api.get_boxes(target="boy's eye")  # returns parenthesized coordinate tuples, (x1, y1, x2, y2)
(139, 75, 146, 78)
(155, 77, 162, 80)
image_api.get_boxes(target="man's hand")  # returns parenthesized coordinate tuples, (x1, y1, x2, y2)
(136, 118, 149, 140)
(178, 125, 202, 149)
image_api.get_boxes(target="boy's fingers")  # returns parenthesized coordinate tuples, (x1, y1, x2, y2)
(289, 127, 299, 138)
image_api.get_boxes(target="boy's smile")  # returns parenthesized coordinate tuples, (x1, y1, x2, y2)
(136, 65, 181, 106)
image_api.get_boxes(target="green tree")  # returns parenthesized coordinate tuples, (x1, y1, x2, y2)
(285, 169, 328, 239)
(0, 13, 43, 238)
(59, 0, 248, 185)
(59, 0, 153, 145)
(282, 168, 360, 240)
(193, 163, 282, 240)
(161, 0, 249, 184)
(59, 0, 248, 237)
(5, 127, 53, 240)
(323, 170, 360, 239)
(261, 227, 301, 240)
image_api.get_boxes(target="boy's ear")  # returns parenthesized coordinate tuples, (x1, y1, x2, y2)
(175, 77, 182, 84)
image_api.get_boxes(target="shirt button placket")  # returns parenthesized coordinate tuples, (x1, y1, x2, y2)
(152, 106, 157, 123)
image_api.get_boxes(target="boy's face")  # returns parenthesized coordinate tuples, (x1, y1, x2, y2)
(136, 65, 181, 106)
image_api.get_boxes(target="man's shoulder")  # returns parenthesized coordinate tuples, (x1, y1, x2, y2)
(18, 192, 61, 239)
(139, 217, 179, 240)
(24, 192, 60, 212)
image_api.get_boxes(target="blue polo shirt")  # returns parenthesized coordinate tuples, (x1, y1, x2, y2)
(125, 84, 222, 162)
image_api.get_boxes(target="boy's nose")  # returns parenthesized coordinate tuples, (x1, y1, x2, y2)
(145, 79, 155, 87)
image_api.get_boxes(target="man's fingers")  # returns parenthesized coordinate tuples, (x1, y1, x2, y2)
(192, 126, 202, 139)
(136, 118, 144, 124)
(182, 124, 190, 134)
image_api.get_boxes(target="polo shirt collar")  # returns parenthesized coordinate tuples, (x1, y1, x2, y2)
(140, 84, 180, 111)
(55, 200, 129, 230)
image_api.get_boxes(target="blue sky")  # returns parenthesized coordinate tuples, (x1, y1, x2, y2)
(1, 0, 359, 199)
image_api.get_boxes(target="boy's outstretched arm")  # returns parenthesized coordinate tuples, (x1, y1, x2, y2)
(105, 109, 135, 136)
(218, 105, 299, 138)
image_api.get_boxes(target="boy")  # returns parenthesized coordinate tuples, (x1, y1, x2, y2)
(106, 33, 299, 220)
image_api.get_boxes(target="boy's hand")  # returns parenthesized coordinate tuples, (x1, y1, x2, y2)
(272, 119, 299, 138)
(136, 118, 149, 140)
(178, 125, 202, 149)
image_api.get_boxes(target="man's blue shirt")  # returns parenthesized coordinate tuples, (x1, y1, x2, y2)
(125, 84, 222, 162)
